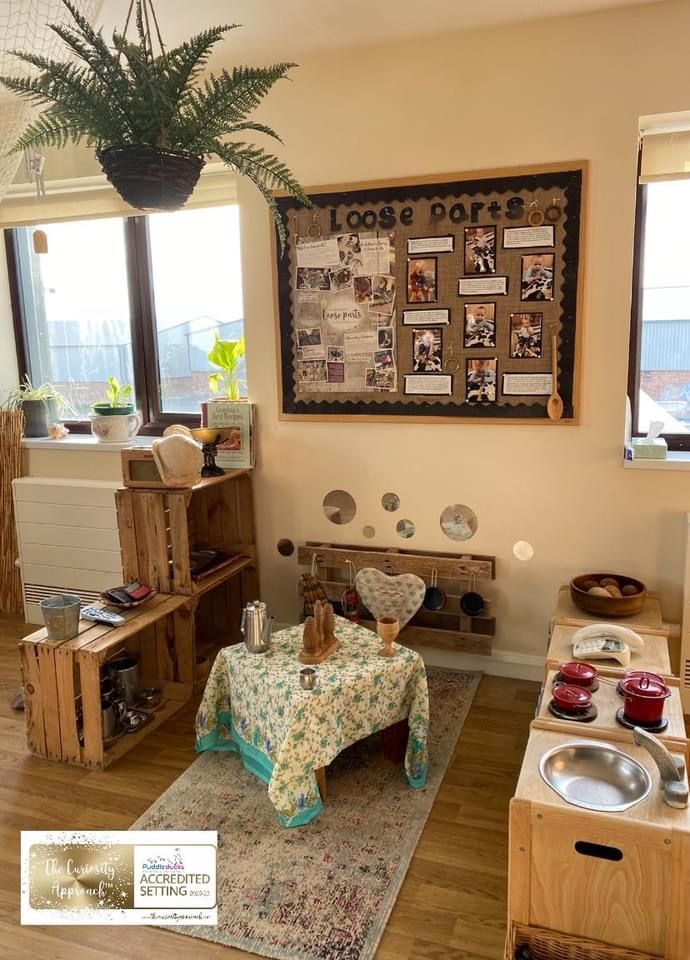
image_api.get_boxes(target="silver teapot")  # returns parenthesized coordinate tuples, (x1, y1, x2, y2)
(240, 601, 275, 654)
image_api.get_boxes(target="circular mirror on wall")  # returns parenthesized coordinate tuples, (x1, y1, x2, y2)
(277, 538, 295, 557)
(440, 505, 478, 541)
(322, 489, 357, 525)
(396, 518, 416, 539)
(362, 525, 376, 539)
(381, 492, 400, 513)
(513, 540, 535, 562)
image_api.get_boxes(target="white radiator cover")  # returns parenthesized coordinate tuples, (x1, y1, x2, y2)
(13, 477, 122, 624)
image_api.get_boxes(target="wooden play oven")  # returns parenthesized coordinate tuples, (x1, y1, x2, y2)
(507, 728, 690, 959)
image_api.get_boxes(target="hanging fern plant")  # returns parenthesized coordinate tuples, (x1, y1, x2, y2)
(0, 0, 309, 247)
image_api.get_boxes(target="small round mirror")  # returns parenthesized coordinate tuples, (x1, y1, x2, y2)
(323, 489, 357, 525)
(277, 538, 295, 557)
(381, 492, 400, 513)
(440, 505, 478, 541)
(362, 525, 376, 539)
(396, 518, 415, 539)
(513, 540, 535, 561)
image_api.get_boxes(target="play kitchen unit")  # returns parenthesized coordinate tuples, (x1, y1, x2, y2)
(507, 577, 690, 960)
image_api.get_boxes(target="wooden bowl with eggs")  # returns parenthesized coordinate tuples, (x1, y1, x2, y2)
(569, 573, 647, 617)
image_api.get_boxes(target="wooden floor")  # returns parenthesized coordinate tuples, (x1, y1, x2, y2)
(0, 614, 539, 960)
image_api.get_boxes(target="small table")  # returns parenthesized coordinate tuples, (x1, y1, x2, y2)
(195, 618, 430, 827)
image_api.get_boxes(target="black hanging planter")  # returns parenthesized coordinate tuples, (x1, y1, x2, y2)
(97, 143, 205, 212)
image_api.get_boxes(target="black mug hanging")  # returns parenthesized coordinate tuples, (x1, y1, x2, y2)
(423, 568, 446, 611)
(460, 574, 485, 617)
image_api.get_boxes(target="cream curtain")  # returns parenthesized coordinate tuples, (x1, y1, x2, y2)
(640, 130, 690, 184)
(0, 163, 239, 227)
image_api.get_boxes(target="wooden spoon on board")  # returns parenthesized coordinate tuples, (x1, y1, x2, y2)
(547, 324, 564, 421)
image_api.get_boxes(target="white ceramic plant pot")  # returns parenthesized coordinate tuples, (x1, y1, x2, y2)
(90, 412, 142, 443)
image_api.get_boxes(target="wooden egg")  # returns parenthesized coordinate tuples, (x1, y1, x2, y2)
(582, 579, 599, 590)
(604, 584, 623, 598)
(600, 577, 619, 587)
(588, 586, 611, 597)
(621, 583, 639, 596)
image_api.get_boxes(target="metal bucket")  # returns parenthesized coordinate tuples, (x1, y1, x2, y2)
(40, 594, 82, 641)
(107, 656, 139, 707)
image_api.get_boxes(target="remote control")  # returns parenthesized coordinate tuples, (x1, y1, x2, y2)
(81, 606, 126, 627)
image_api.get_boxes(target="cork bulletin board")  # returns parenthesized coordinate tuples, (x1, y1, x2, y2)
(273, 162, 586, 422)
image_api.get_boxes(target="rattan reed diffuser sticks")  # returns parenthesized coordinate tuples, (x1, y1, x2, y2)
(0, 409, 24, 614)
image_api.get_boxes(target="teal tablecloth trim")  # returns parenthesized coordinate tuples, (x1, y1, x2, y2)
(196, 711, 324, 827)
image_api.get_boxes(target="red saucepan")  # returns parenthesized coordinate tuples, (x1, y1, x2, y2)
(558, 661, 598, 689)
(616, 670, 665, 697)
(551, 683, 592, 713)
(620, 675, 671, 726)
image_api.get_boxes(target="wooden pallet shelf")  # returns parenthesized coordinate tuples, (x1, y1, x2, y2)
(298, 541, 496, 655)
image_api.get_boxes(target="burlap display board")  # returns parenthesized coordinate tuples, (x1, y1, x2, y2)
(274, 163, 585, 421)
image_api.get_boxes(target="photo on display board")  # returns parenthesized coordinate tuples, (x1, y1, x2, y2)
(296, 267, 331, 290)
(407, 258, 438, 303)
(377, 326, 394, 349)
(353, 275, 373, 304)
(464, 226, 496, 274)
(374, 349, 395, 370)
(510, 312, 543, 358)
(466, 357, 497, 402)
(521, 254, 554, 301)
(412, 327, 443, 373)
(337, 233, 363, 272)
(327, 345, 345, 362)
(330, 266, 354, 291)
(371, 274, 396, 314)
(297, 360, 328, 384)
(297, 327, 322, 348)
(464, 302, 496, 348)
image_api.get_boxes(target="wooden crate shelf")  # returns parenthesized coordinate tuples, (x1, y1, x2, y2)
(116, 470, 258, 598)
(18, 594, 194, 769)
(298, 541, 496, 655)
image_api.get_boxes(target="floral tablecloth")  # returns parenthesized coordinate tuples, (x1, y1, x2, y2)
(195, 618, 430, 827)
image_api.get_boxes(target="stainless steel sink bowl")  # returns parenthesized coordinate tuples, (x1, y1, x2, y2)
(539, 740, 652, 812)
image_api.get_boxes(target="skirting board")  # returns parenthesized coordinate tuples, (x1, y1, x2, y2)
(274, 623, 543, 682)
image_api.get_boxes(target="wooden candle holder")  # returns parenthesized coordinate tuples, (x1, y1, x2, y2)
(299, 600, 339, 664)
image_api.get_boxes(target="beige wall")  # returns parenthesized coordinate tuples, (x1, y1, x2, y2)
(16, 0, 690, 663)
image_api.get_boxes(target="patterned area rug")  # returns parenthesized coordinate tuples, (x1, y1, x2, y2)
(133, 667, 481, 960)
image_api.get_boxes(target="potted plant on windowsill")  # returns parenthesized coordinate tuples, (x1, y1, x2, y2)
(90, 376, 142, 443)
(0, 0, 310, 248)
(6, 377, 73, 438)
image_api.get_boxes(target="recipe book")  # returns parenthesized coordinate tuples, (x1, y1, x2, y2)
(205, 400, 255, 470)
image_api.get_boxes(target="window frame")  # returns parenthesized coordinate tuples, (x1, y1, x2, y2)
(5, 214, 209, 435)
(628, 175, 690, 451)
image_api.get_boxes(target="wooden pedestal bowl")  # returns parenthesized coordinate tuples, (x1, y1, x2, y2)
(570, 573, 647, 618)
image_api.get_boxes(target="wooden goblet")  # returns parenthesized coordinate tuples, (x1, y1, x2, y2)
(377, 617, 400, 657)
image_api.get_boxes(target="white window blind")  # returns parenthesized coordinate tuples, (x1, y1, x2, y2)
(0, 162, 237, 228)
(640, 112, 690, 183)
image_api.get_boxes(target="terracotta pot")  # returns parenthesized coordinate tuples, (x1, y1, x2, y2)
(559, 661, 598, 688)
(551, 683, 592, 713)
(620, 675, 670, 725)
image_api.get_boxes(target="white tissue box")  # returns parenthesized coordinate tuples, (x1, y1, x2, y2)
(632, 437, 668, 459)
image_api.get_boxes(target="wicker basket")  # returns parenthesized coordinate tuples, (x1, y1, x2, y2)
(506, 924, 662, 960)
(97, 144, 205, 211)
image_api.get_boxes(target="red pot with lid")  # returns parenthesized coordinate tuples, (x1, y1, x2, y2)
(551, 683, 592, 713)
(620, 675, 671, 725)
(559, 661, 598, 688)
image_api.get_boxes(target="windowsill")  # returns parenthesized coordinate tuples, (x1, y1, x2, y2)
(22, 435, 154, 452)
(624, 451, 690, 470)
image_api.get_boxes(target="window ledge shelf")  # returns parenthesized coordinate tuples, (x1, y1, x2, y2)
(22, 435, 153, 452)
(623, 452, 690, 471)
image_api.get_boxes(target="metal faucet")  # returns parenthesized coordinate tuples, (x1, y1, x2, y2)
(633, 727, 689, 809)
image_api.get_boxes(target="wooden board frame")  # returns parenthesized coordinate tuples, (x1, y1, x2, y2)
(273, 161, 587, 424)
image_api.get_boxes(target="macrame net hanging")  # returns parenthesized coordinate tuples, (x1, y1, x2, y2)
(0, 0, 103, 201)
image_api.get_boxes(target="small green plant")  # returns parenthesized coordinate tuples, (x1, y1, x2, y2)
(5, 376, 74, 415)
(208, 334, 246, 401)
(103, 376, 133, 408)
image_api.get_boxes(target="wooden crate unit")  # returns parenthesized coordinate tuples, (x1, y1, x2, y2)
(116, 471, 259, 685)
(19, 594, 193, 769)
(297, 541, 496, 655)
